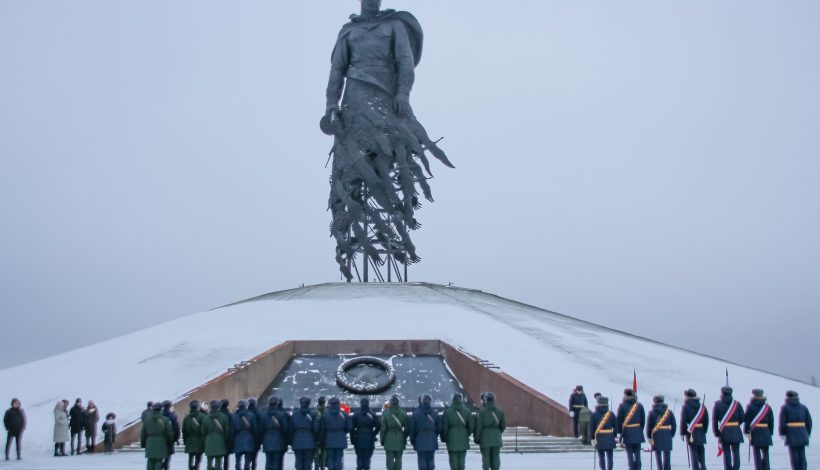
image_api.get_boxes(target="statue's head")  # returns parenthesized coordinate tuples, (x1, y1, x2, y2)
(360, 0, 382, 13)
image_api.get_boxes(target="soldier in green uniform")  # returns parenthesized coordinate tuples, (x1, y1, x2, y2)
(141, 402, 174, 470)
(203, 400, 232, 470)
(380, 395, 408, 470)
(182, 401, 206, 470)
(314, 396, 327, 470)
(442, 393, 473, 470)
(474, 393, 506, 470)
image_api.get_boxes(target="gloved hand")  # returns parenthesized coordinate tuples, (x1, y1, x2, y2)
(592, 439, 597, 448)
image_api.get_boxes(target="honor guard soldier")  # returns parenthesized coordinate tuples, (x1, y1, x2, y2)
(713, 386, 744, 470)
(779, 390, 813, 470)
(681, 389, 709, 470)
(617, 388, 646, 470)
(569, 386, 589, 438)
(647, 395, 677, 470)
(590, 396, 618, 470)
(744, 389, 774, 470)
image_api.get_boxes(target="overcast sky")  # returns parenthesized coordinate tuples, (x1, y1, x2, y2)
(1, 1, 818, 384)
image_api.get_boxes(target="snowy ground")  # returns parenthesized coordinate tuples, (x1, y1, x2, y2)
(1, 283, 817, 457)
(1, 445, 815, 470)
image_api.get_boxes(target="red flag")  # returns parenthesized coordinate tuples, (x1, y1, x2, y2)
(633, 369, 638, 393)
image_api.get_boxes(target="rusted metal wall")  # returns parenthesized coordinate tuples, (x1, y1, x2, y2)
(439, 343, 573, 437)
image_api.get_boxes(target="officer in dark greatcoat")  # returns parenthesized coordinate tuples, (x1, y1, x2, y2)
(647, 395, 676, 470)
(713, 387, 744, 470)
(779, 390, 812, 470)
(590, 396, 618, 470)
(351, 398, 380, 470)
(681, 389, 709, 470)
(617, 388, 646, 470)
(569, 385, 588, 438)
(291, 397, 320, 470)
(744, 389, 774, 470)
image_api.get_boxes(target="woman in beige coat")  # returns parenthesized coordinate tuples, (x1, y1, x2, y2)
(53, 401, 69, 457)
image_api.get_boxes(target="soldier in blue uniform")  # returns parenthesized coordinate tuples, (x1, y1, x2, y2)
(409, 394, 441, 470)
(247, 399, 264, 470)
(262, 397, 289, 470)
(647, 395, 677, 470)
(351, 398, 380, 470)
(744, 389, 774, 470)
(291, 397, 320, 470)
(617, 389, 646, 470)
(232, 400, 258, 470)
(779, 390, 812, 470)
(590, 396, 618, 470)
(680, 389, 709, 470)
(320, 398, 352, 470)
(569, 385, 588, 439)
(713, 387, 744, 470)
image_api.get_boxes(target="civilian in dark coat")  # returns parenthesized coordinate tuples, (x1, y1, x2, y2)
(232, 400, 258, 470)
(646, 396, 676, 470)
(102, 412, 117, 455)
(712, 387, 744, 470)
(247, 398, 263, 470)
(744, 389, 774, 470)
(220, 400, 234, 470)
(589, 396, 618, 470)
(83, 400, 100, 453)
(69, 399, 86, 455)
(568, 385, 588, 438)
(162, 400, 181, 470)
(290, 397, 319, 470)
(3, 399, 26, 461)
(616, 389, 646, 470)
(262, 397, 289, 470)
(408, 395, 441, 470)
(681, 389, 709, 470)
(779, 390, 812, 470)
(351, 398, 380, 470)
(320, 397, 352, 470)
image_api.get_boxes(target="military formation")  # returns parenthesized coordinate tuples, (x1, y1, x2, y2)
(570, 385, 813, 470)
(140, 392, 506, 470)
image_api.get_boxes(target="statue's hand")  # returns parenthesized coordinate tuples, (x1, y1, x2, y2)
(326, 105, 340, 122)
(393, 96, 410, 117)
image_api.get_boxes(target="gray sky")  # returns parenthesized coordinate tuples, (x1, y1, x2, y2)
(1, 1, 818, 384)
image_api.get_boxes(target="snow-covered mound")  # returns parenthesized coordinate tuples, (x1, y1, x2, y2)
(1, 282, 815, 455)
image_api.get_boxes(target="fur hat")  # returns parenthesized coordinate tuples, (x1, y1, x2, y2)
(151, 402, 163, 411)
(390, 395, 400, 405)
(318, 396, 327, 405)
(329, 397, 341, 406)
(653, 395, 665, 404)
(269, 396, 278, 407)
(237, 400, 248, 409)
(721, 386, 733, 396)
(485, 392, 496, 402)
(623, 388, 635, 398)
(786, 390, 799, 399)
(189, 400, 201, 410)
(452, 393, 464, 403)
(299, 397, 311, 406)
(209, 400, 221, 410)
(421, 394, 433, 405)
(576, 385, 584, 392)
(752, 389, 765, 399)
(684, 389, 698, 399)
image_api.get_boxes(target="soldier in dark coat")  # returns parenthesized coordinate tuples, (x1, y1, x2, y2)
(680, 389, 709, 470)
(569, 385, 588, 439)
(617, 389, 646, 470)
(474, 392, 505, 470)
(220, 400, 234, 470)
(314, 396, 327, 470)
(248, 398, 263, 470)
(162, 401, 181, 470)
(408, 394, 441, 470)
(291, 397, 320, 470)
(232, 400, 258, 470)
(441, 393, 473, 470)
(744, 389, 774, 470)
(69, 399, 85, 455)
(262, 397, 289, 470)
(779, 390, 812, 470)
(590, 396, 618, 470)
(320, 397, 352, 470)
(351, 398, 380, 470)
(183, 401, 207, 470)
(647, 395, 676, 470)
(141, 402, 174, 470)
(713, 387, 744, 470)
(3, 399, 26, 461)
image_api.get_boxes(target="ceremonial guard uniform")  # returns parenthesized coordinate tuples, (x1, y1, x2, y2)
(617, 389, 646, 470)
(713, 387, 744, 470)
(569, 386, 589, 439)
(744, 389, 774, 470)
(291, 398, 320, 470)
(590, 396, 618, 470)
(681, 389, 709, 470)
(779, 391, 812, 470)
(647, 396, 677, 470)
